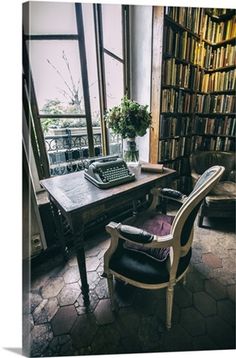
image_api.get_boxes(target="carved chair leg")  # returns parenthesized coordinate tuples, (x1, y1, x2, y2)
(107, 273, 116, 311)
(166, 284, 174, 330)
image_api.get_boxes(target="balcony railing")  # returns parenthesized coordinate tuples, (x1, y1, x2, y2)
(44, 127, 121, 176)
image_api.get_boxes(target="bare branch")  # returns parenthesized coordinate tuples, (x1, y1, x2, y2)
(47, 58, 75, 98)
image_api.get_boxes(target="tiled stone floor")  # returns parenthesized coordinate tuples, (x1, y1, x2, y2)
(23, 213, 236, 356)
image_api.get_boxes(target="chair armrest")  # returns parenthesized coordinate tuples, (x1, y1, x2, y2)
(159, 188, 187, 204)
(118, 224, 154, 243)
(106, 222, 174, 249)
(191, 171, 200, 185)
(229, 170, 236, 183)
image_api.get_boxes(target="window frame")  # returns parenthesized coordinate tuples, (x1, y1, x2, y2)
(23, 2, 130, 180)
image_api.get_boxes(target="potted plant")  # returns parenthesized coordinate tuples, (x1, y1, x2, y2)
(105, 96, 152, 162)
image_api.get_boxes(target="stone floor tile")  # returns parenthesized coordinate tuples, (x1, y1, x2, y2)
(221, 256, 236, 272)
(206, 316, 235, 349)
(30, 272, 51, 292)
(133, 290, 166, 316)
(161, 324, 193, 352)
(28, 292, 43, 314)
(67, 256, 78, 267)
(41, 276, 65, 299)
(217, 299, 235, 327)
(51, 305, 77, 336)
(63, 266, 80, 284)
(205, 278, 227, 300)
(192, 334, 219, 351)
(193, 291, 216, 317)
(202, 253, 222, 269)
(87, 271, 100, 289)
(227, 284, 236, 302)
(70, 313, 98, 349)
(185, 268, 205, 292)
(33, 297, 59, 324)
(44, 334, 75, 357)
(86, 246, 101, 258)
(76, 290, 99, 314)
(116, 307, 141, 338)
(119, 336, 142, 354)
(138, 314, 163, 351)
(91, 324, 121, 354)
(210, 268, 236, 286)
(180, 307, 206, 336)
(191, 248, 203, 264)
(86, 256, 100, 271)
(30, 323, 53, 357)
(95, 277, 109, 299)
(174, 285, 193, 308)
(97, 248, 107, 259)
(57, 282, 81, 306)
(94, 298, 115, 325)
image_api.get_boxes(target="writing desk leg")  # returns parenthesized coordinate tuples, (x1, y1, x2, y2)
(74, 230, 90, 306)
(50, 201, 69, 261)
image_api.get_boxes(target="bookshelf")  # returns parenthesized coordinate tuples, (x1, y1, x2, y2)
(150, 6, 236, 194)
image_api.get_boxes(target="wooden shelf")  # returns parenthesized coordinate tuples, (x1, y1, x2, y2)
(193, 133, 235, 138)
(204, 65, 235, 73)
(163, 54, 198, 67)
(160, 134, 192, 140)
(158, 154, 190, 163)
(195, 113, 236, 117)
(161, 112, 194, 116)
(202, 37, 236, 47)
(205, 9, 235, 22)
(197, 90, 236, 95)
(162, 84, 194, 93)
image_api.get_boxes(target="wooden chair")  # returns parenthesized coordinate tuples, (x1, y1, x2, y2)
(103, 166, 225, 330)
(190, 151, 236, 227)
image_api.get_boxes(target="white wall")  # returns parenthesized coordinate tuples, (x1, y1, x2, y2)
(130, 5, 153, 162)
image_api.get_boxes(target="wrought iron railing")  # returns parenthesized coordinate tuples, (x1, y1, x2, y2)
(44, 127, 121, 176)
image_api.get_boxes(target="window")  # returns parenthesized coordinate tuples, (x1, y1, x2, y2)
(23, 2, 129, 178)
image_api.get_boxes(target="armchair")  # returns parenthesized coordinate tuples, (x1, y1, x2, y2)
(190, 151, 236, 227)
(103, 166, 224, 330)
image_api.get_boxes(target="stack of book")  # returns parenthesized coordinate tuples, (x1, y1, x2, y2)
(202, 14, 236, 43)
(162, 89, 193, 113)
(201, 69, 236, 92)
(160, 116, 192, 138)
(195, 94, 236, 113)
(193, 116, 236, 136)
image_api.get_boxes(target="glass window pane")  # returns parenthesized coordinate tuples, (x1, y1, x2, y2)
(104, 53, 124, 109)
(102, 4, 123, 59)
(109, 131, 122, 157)
(28, 40, 85, 115)
(24, 1, 77, 35)
(42, 117, 102, 176)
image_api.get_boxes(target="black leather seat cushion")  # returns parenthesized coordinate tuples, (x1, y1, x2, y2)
(109, 248, 191, 285)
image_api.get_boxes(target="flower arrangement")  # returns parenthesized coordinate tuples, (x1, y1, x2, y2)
(104, 96, 152, 139)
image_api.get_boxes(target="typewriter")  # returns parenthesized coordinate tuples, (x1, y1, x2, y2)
(84, 155, 135, 189)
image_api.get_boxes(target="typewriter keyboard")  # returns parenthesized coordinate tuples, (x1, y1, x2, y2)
(100, 164, 131, 182)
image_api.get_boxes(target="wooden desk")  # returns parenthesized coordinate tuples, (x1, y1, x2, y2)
(40, 168, 176, 304)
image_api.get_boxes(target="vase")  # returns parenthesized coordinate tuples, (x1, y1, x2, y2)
(123, 137, 139, 162)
